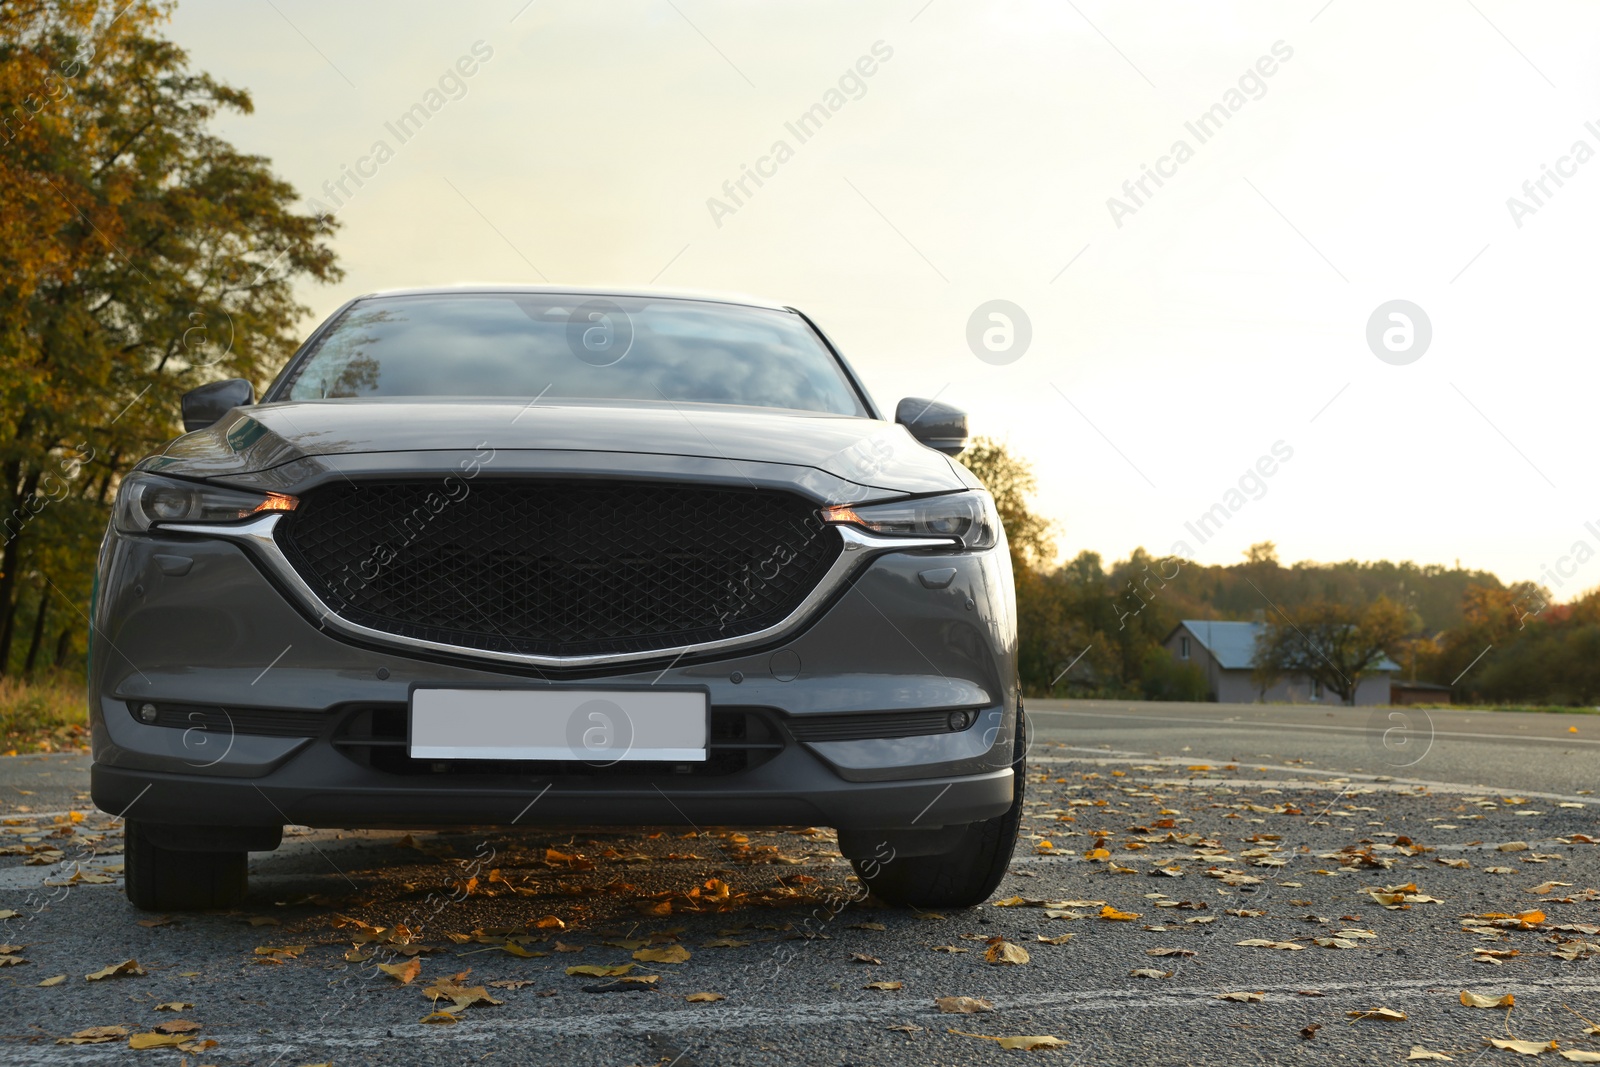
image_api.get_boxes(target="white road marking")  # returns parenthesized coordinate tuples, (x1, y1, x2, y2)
(1029, 750, 1600, 806)
(12, 973, 1600, 1063)
(1031, 705, 1600, 748)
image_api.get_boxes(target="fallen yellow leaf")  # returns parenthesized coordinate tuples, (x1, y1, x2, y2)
(935, 996, 995, 1014)
(565, 964, 635, 977)
(984, 939, 1030, 965)
(378, 958, 422, 984)
(1348, 1008, 1408, 1021)
(1484, 1038, 1557, 1055)
(85, 960, 145, 981)
(864, 981, 903, 991)
(686, 992, 725, 1002)
(56, 1026, 129, 1045)
(1408, 1047, 1454, 1061)
(1461, 990, 1515, 1009)
(1218, 992, 1265, 1002)
(633, 944, 691, 964)
(128, 1032, 187, 1050)
(1099, 905, 1140, 922)
(949, 1030, 1068, 1050)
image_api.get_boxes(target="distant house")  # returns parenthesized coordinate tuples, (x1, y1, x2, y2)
(1163, 620, 1398, 706)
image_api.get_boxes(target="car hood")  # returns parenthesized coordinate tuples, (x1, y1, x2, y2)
(141, 398, 974, 496)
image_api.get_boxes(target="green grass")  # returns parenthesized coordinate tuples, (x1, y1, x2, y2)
(1401, 702, 1600, 715)
(0, 673, 88, 755)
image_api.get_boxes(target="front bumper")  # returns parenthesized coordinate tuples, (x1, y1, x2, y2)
(90, 523, 1019, 834)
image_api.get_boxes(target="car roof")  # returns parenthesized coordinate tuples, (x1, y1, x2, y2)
(355, 284, 792, 312)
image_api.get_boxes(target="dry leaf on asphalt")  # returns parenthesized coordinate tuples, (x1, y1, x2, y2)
(128, 1033, 189, 1050)
(1301, 1023, 1322, 1040)
(253, 945, 306, 962)
(935, 996, 995, 1014)
(152, 1019, 201, 1035)
(1559, 1053, 1600, 1062)
(154, 1001, 191, 1011)
(1146, 947, 1196, 957)
(56, 1026, 130, 1045)
(565, 964, 634, 977)
(864, 981, 903, 991)
(949, 1030, 1067, 1050)
(37, 975, 65, 987)
(85, 960, 144, 981)
(1460, 990, 1515, 1009)
(1312, 937, 1359, 949)
(1100, 905, 1140, 922)
(1347, 1008, 1407, 1021)
(1236, 939, 1304, 951)
(419, 1010, 460, 1025)
(686, 992, 725, 1003)
(851, 953, 883, 965)
(1130, 969, 1171, 979)
(984, 939, 1030, 965)
(634, 945, 690, 964)
(377, 958, 422, 984)
(1484, 1038, 1557, 1055)
(1217, 992, 1265, 1002)
(423, 979, 503, 1011)
(1408, 1047, 1454, 1061)
(932, 945, 969, 953)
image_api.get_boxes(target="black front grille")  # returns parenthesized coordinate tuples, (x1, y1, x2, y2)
(276, 480, 841, 657)
(126, 702, 332, 738)
(333, 704, 784, 777)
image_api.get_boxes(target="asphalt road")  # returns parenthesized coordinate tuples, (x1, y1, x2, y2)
(2, 699, 1598, 1066)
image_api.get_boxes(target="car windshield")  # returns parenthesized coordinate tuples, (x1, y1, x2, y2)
(278, 293, 867, 416)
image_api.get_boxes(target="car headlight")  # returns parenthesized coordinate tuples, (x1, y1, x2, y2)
(821, 491, 999, 550)
(112, 472, 297, 534)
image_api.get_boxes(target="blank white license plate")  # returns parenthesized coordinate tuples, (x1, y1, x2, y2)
(409, 688, 708, 762)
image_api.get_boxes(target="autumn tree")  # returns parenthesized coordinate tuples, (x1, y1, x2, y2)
(1252, 597, 1411, 705)
(957, 437, 1054, 575)
(0, 0, 340, 672)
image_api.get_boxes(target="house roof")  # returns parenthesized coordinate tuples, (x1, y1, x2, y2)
(1173, 619, 1401, 673)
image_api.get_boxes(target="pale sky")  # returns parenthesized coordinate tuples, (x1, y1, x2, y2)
(162, 1, 1600, 593)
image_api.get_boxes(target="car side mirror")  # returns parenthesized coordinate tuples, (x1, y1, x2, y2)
(895, 397, 968, 456)
(181, 378, 254, 432)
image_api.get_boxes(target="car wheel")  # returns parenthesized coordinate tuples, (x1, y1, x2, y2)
(846, 707, 1027, 908)
(124, 820, 248, 911)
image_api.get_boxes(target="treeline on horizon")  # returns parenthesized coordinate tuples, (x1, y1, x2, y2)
(961, 440, 1593, 707)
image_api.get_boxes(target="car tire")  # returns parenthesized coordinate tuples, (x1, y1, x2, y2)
(124, 820, 248, 911)
(846, 707, 1027, 908)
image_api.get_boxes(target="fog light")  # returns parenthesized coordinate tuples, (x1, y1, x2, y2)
(948, 709, 973, 731)
(138, 703, 159, 724)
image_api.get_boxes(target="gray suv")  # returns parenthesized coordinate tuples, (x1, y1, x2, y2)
(90, 287, 1023, 911)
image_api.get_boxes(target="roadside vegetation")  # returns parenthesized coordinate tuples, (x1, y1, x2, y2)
(960, 441, 1596, 708)
(0, 0, 339, 682)
(0, 672, 87, 754)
